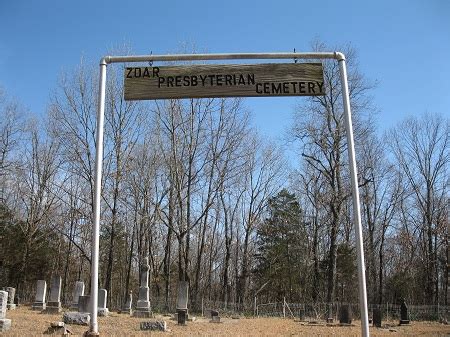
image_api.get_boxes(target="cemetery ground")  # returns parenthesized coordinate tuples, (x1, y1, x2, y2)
(3, 306, 449, 336)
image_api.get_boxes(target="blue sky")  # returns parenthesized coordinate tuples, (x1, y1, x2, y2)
(0, 0, 449, 142)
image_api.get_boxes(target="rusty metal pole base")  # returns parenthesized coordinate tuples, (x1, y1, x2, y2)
(84, 331, 100, 337)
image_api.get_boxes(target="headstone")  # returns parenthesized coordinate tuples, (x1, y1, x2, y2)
(176, 281, 189, 325)
(140, 321, 167, 331)
(373, 308, 382, 327)
(70, 281, 85, 310)
(177, 309, 187, 325)
(63, 312, 90, 326)
(399, 299, 410, 325)
(78, 295, 91, 313)
(32, 280, 47, 310)
(338, 304, 352, 324)
(0, 291, 11, 332)
(5, 287, 16, 310)
(120, 291, 132, 315)
(209, 309, 221, 323)
(326, 303, 333, 323)
(134, 257, 152, 317)
(98, 289, 109, 317)
(45, 276, 62, 313)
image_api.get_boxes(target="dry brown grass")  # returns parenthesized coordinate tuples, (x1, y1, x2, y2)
(2, 306, 449, 336)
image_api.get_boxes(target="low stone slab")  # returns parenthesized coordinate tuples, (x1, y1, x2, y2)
(210, 316, 221, 323)
(140, 321, 167, 331)
(134, 310, 153, 318)
(44, 321, 73, 335)
(63, 312, 90, 326)
(32, 303, 46, 311)
(0, 318, 11, 332)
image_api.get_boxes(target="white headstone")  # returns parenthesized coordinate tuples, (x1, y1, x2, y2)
(98, 289, 107, 309)
(98, 289, 109, 316)
(32, 280, 47, 310)
(0, 291, 7, 319)
(71, 281, 85, 309)
(35, 280, 47, 302)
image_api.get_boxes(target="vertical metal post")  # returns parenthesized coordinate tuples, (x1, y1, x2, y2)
(338, 56, 369, 336)
(88, 59, 107, 335)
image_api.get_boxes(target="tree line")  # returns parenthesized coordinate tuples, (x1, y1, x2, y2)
(0, 43, 448, 310)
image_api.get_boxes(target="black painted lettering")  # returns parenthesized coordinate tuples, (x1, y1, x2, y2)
(191, 76, 198, 86)
(126, 68, 133, 78)
(233, 74, 237, 85)
(299, 82, 306, 93)
(238, 74, 245, 85)
(272, 83, 282, 94)
(143, 67, 150, 78)
(283, 82, 289, 94)
(317, 82, 324, 93)
(152, 67, 160, 77)
(200, 75, 207, 86)
(158, 77, 165, 88)
(263, 82, 270, 94)
(183, 76, 190, 86)
(208, 74, 215, 85)
(216, 74, 223, 86)
(247, 74, 255, 85)
(256, 83, 262, 94)
(134, 68, 141, 78)
(290, 82, 298, 93)
(175, 76, 182, 87)
(225, 75, 232, 85)
(308, 82, 315, 93)
(167, 76, 174, 87)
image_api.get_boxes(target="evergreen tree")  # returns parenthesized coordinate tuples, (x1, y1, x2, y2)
(255, 189, 307, 302)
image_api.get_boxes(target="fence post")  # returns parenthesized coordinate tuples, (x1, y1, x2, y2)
(283, 297, 286, 318)
(201, 297, 204, 317)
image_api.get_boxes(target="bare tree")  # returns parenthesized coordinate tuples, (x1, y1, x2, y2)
(291, 41, 375, 303)
(388, 112, 449, 304)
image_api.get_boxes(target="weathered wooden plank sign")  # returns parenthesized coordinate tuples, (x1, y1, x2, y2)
(124, 63, 324, 100)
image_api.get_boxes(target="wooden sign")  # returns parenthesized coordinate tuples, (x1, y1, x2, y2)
(124, 63, 324, 100)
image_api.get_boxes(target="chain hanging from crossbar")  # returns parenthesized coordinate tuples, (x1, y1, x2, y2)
(148, 51, 153, 66)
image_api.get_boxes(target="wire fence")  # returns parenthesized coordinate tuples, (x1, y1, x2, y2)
(256, 301, 450, 321)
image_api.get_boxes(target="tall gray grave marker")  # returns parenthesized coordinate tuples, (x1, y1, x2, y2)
(134, 257, 152, 317)
(339, 304, 352, 325)
(399, 300, 410, 325)
(45, 276, 62, 313)
(32, 280, 47, 310)
(78, 295, 91, 313)
(98, 289, 109, 317)
(120, 291, 132, 315)
(176, 281, 189, 325)
(5, 287, 16, 310)
(71, 281, 85, 310)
